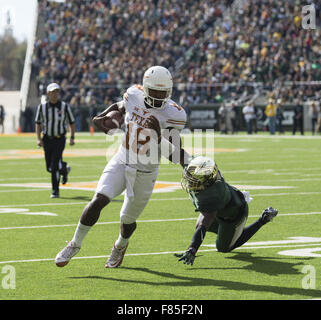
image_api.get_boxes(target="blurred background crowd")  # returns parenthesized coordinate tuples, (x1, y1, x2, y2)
(15, 0, 321, 134)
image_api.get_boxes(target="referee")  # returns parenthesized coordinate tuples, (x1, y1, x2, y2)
(35, 83, 76, 198)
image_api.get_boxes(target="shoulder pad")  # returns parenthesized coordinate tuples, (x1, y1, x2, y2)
(165, 100, 187, 130)
(124, 84, 144, 101)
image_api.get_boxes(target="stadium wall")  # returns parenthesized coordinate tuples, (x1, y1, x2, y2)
(0, 91, 20, 134)
(20, 0, 39, 112)
(189, 104, 312, 132)
(21, 104, 312, 134)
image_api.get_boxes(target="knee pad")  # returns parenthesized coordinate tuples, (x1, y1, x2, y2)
(120, 213, 137, 224)
(91, 193, 110, 209)
(216, 242, 232, 253)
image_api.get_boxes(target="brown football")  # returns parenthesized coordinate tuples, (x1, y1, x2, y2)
(103, 110, 124, 129)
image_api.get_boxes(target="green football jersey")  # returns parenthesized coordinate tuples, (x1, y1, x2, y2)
(189, 172, 246, 220)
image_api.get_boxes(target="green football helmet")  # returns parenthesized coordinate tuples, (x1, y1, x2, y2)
(181, 156, 219, 192)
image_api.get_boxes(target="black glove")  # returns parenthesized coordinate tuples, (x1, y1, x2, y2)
(174, 248, 196, 265)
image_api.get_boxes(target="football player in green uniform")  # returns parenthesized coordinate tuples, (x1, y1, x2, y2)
(175, 156, 278, 265)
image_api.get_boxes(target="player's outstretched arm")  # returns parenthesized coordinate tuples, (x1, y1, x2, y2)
(161, 128, 191, 167)
(175, 211, 217, 265)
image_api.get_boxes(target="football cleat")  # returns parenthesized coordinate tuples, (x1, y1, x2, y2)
(260, 207, 278, 225)
(55, 241, 80, 267)
(105, 243, 128, 268)
(51, 191, 59, 198)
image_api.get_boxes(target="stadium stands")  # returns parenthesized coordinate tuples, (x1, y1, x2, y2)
(32, 0, 231, 104)
(27, 0, 321, 132)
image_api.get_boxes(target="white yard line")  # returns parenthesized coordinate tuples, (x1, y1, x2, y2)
(1, 212, 321, 231)
(230, 178, 321, 183)
(1, 242, 321, 265)
(249, 191, 321, 197)
(0, 189, 320, 210)
(0, 202, 89, 208)
(0, 189, 50, 193)
(0, 176, 100, 182)
(0, 217, 197, 230)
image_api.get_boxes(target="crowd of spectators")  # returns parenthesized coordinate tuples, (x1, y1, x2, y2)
(31, 0, 321, 119)
(215, 96, 321, 136)
(32, 0, 231, 107)
(175, 0, 321, 104)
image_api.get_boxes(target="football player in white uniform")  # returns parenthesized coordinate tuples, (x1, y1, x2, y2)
(55, 66, 191, 268)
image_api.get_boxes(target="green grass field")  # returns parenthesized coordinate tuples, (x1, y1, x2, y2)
(0, 131, 321, 301)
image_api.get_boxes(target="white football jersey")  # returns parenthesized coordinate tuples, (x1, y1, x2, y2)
(114, 84, 187, 172)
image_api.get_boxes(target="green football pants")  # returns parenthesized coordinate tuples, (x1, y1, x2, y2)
(207, 204, 249, 252)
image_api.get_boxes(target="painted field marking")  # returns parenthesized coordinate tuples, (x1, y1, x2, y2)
(0, 181, 295, 193)
(249, 191, 321, 197)
(0, 202, 89, 208)
(0, 189, 50, 193)
(1, 237, 321, 265)
(0, 208, 57, 216)
(0, 146, 248, 160)
(1, 212, 321, 231)
(15, 212, 57, 216)
(278, 248, 321, 258)
(202, 237, 321, 248)
(0, 181, 182, 193)
(0, 217, 196, 230)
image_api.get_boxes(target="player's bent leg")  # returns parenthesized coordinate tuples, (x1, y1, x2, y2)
(80, 193, 110, 226)
(229, 206, 278, 251)
(216, 206, 248, 253)
(120, 215, 137, 239)
(105, 170, 157, 268)
(55, 193, 110, 268)
(105, 215, 136, 268)
(55, 160, 127, 268)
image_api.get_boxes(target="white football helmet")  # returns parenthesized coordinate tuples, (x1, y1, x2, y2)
(181, 156, 219, 192)
(142, 66, 173, 109)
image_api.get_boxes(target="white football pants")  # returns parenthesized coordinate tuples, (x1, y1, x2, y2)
(96, 155, 158, 224)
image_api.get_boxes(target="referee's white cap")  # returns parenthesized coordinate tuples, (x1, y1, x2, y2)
(46, 83, 60, 93)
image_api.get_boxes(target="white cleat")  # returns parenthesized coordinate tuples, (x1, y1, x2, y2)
(105, 243, 128, 268)
(55, 241, 80, 267)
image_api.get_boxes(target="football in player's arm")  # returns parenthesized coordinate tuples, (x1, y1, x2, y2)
(175, 156, 278, 266)
(92, 101, 125, 134)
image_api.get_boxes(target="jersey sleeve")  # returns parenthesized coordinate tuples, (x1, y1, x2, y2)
(165, 101, 187, 130)
(66, 103, 75, 124)
(192, 181, 231, 213)
(34, 104, 43, 124)
(123, 84, 144, 112)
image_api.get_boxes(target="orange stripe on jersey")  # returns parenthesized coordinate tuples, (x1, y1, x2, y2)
(167, 121, 186, 127)
(171, 103, 182, 111)
(167, 122, 186, 126)
(167, 119, 186, 124)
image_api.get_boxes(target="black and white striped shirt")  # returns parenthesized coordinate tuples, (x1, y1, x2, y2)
(35, 101, 75, 137)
